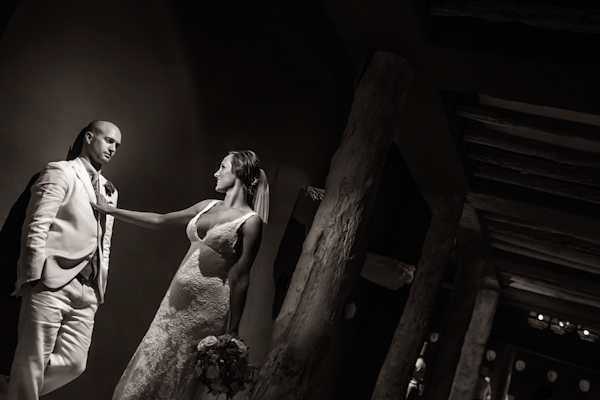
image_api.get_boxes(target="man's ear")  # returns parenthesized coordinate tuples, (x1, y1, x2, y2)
(85, 131, 94, 144)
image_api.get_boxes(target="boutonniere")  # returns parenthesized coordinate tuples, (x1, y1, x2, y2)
(104, 180, 116, 197)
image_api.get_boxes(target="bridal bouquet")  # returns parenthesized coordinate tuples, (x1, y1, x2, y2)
(195, 334, 254, 398)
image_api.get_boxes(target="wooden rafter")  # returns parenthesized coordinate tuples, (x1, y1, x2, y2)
(429, 0, 600, 35)
(472, 163, 600, 204)
(504, 275, 600, 310)
(467, 144, 600, 188)
(491, 240, 600, 275)
(486, 220, 600, 255)
(457, 104, 600, 151)
(462, 125, 600, 170)
(467, 189, 600, 245)
(490, 231, 600, 270)
(500, 288, 600, 331)
(492, 257, 600, 296)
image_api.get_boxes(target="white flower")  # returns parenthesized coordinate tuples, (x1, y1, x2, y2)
(231, 338, 247, 351)
(197, 335, 218, 352)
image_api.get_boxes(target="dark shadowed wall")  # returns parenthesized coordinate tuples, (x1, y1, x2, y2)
(0, 0, 356, 398)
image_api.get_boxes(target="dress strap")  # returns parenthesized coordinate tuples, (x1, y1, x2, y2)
(237, 211, 258, 226)
(188, 200, 220, 230)
(198, 200, 220, 216)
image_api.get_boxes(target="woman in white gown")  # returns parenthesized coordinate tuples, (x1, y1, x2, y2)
(93, 150, 269, 400)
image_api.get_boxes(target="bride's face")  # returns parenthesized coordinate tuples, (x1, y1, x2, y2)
(214, 155, 237, 193)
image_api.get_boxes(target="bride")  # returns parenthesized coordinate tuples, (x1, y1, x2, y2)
(93, 150, 269, 399)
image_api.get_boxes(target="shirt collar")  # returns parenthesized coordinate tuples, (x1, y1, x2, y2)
(78, 156, 101, 180)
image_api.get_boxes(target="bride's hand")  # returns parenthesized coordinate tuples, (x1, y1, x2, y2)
(92, 191, 115, 214)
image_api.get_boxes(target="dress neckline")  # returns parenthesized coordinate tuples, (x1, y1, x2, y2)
(193, 200, 256, 241)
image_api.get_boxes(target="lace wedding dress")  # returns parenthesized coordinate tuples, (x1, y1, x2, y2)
(113, 200, 256, 400)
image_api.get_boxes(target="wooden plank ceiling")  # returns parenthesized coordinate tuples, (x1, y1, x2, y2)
(433, 1, 600, 337)
(458, 94, 600, 335)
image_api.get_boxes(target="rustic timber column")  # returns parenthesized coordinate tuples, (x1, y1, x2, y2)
(249, 51, 414, 400)
(449, 283, 500, 400)
(371, 192, 465, 400)
(495, 345, 516, 400)
(422, 247, 487, 400)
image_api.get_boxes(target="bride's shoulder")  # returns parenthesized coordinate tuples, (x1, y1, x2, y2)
(191, 199, 221, 214)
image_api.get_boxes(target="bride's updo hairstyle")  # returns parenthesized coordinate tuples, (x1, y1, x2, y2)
(229, 150, 270, 224)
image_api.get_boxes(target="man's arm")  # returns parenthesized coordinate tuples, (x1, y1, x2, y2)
(18, 163, 70, 284)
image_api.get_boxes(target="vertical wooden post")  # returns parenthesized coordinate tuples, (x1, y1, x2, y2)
(449, 285, 500, 400)
(422, 250, 487, 400)
(495, 345, 516, 400)
(249, 51, 414, 400)
(371, 192, 465, 400)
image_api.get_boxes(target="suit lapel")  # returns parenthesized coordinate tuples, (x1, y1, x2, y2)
(72, 158, 97, 203)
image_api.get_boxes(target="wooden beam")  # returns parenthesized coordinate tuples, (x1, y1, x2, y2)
(492, 258, 600, 300)
(499, 288, 600, 331)
(494, 346, 516, 400)
(429, 0, 600, 35)
(466, 188, 600, 245)
(360, 252, 415, 290)
(372, 193, 465, 400)
(491, 240, 600, 275)
(250, 52, 414, 400)
(472, 163, 600, 205)
(457, 104, 600, 151)
(486, 220, 600, 255)
(468, 144, 600, 188)
(449, 287, 499, 400)
(506, 275, 600, 310)
(462, 125, 600, 170)
(423, 250, 486, 400)
(490, 231, 600, 270)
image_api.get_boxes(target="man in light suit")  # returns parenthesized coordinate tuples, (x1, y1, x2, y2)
(7, 120, 122, 399)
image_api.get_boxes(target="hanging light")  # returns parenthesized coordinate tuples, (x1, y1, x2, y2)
(577, 326, 599, 343)
(550, 318, 574, 335)
(527, 311, 549, 330)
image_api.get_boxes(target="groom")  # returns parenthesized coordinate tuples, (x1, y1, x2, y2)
(7, 120, 122, 399)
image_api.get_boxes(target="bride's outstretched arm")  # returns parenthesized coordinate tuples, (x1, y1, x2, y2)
(92, 194, 211, 229)
(228, 215, 263, 336)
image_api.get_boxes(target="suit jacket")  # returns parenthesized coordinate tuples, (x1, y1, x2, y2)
(13, 157, 117, 303)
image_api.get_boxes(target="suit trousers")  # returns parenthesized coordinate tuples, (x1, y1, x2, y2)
(7, 278, 99, 399)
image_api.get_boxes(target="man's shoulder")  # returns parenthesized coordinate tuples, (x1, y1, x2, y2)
(37, 160, 79, 184)
(42, 159, 77, 173)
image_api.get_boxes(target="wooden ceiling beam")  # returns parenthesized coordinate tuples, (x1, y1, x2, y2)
(487, 220, 600, 255)
(504, 276, 600, 310)
(462, 125, 600, 170)
(467, 185, 600, 244)
(491, 257, 600, 295)
(491, 240, 600, 275)
(472, 163, 600, 205)
(457, 104, 600, 151)
(490, 232, 600, 272)
(467, 144, 600, 188)
(499, 288, 600, 331)
(429, 0, 600, 35)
